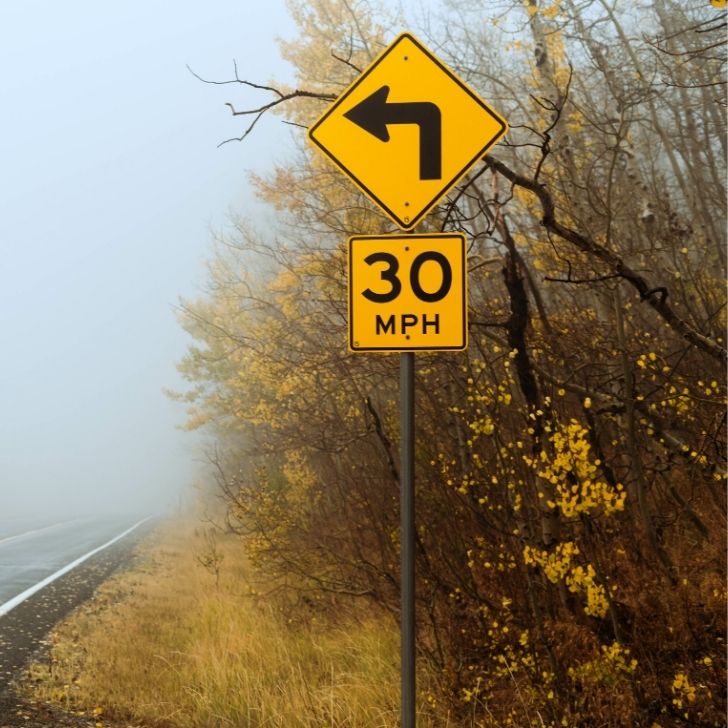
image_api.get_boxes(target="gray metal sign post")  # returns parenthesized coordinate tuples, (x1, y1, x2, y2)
(400, 351, 416, 728)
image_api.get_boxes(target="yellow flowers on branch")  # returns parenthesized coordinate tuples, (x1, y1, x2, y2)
(523, 541, 610, 618)
(526, 420, 626, 519)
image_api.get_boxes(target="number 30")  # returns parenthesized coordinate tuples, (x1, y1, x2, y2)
(362, 251, 452, 303)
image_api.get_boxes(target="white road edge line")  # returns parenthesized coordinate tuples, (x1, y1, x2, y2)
(0, 519, 82, 547)
(0, 517, 152, 618)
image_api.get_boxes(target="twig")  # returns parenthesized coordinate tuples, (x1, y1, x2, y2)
(187, 63, 335, 146)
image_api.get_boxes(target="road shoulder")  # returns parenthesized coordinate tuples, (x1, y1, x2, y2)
(0, 521, 155, 728)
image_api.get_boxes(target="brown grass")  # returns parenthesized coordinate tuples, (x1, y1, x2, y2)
(24, 520, 444, 727)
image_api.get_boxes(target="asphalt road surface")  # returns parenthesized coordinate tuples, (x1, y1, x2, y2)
(0, 515, 154, 724)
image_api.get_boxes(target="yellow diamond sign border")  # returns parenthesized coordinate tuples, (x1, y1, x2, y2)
(308, 33, 508, 230)
(348, 233, 467, 353)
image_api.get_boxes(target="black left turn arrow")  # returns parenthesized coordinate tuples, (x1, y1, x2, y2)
(344, 85, 442, 180)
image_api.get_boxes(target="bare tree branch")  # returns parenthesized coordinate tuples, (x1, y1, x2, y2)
(187, 64, 335, 146)
(484, 154, 727, 363)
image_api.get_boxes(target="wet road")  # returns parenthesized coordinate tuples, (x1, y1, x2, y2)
(0, 514, 154, 709)
(0, 516, 148, 614)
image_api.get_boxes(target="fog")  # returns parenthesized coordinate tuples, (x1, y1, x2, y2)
(0, 1, 297, 521)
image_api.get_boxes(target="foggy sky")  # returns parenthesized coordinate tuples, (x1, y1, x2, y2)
(0, 0, 440, 521)
(0, 1, 297, 518)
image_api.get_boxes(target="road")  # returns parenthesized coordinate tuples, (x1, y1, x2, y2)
(0, 516, 149, 615)
(0, 514, 153, 722)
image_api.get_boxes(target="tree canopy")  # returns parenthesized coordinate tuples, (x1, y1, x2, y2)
(176, 1, 726, 724)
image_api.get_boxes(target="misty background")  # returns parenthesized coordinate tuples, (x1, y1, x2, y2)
(0, 1, 300, 518)
(0, 0, 437, 521)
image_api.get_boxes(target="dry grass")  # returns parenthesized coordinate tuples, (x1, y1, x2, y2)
(25, 520, 441, 728)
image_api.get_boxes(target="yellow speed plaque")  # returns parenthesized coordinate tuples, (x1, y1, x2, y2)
(348, 233, 467, 352)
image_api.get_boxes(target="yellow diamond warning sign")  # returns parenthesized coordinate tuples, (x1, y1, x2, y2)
(309, 33, 507, 230)
(349, 234, 467, 352)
